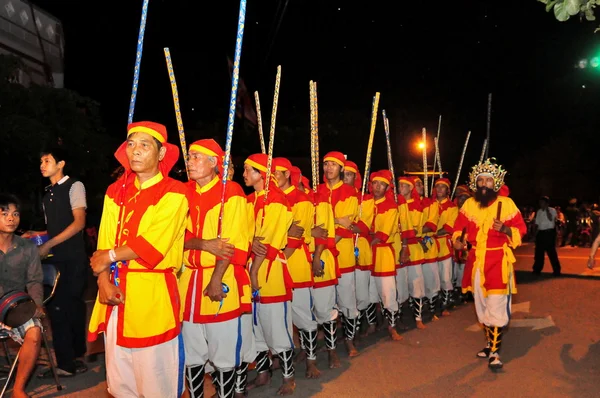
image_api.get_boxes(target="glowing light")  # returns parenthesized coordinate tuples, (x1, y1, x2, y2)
(418, 142, 425, 150)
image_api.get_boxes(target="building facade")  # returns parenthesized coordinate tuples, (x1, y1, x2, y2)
(0, 0, 64, 87)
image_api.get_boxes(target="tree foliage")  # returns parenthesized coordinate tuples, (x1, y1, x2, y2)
(538, 0, 599, 29)
(0, 54, 116, 227)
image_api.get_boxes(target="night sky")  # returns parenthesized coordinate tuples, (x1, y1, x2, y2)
(31, 0, 600, 178)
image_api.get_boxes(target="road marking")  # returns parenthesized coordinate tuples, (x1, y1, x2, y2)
(466, 316, 555, 332)
(512, 301, 530, 314)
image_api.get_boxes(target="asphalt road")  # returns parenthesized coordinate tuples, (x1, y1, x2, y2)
(8, 244, 600, 397)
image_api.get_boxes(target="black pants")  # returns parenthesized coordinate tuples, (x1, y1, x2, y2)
(46, 257, 88, 373)
(533, 229, 561, 275)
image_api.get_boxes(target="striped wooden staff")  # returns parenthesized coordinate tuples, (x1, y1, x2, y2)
(254, 91, 266, 154)
(218, 0, 247, 238)
(451, 131, 471, 199)
(163, 48, 189, 180)
(422, 127, 428, 198)
(430, 114, 442, 196)
(263, 65, 282, 206)
(479, 138, 488, 164)
(309, 81, 319, 192)
(382, 110, 397, 203)
(435, 137, 443, 179)
(127, 0, 150, 125)
(313, 81, 320, 188)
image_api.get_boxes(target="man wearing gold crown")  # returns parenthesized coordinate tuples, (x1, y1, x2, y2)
(452, 159, 526, 371)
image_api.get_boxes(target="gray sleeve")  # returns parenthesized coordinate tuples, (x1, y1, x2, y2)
(25, 246, 44, 306)
(69, 181, 87, 210)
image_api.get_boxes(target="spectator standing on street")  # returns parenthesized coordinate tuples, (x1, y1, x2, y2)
(23, 147, 89, 377)
(562, 198, 578, 247)
(532, 196, 561, 276)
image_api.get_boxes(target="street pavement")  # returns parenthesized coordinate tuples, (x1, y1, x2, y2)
(7, 243, 600, 397)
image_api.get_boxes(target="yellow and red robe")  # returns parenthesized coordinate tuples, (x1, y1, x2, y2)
(420, 197, 439, 263)
(309, 190, 340, 288)
(180, 177, 251, 324)
(282, 185, 314, 288)
(88, 172, 188, 348)
(399, 198, 425, 266)
(436, 198, 458, 261)
(355, 193, 374, 271)
(248, 189, 294, 303)
(318, 181, 359, 274)
(371, 196, 399, 277)
(452, 197, 527, 296)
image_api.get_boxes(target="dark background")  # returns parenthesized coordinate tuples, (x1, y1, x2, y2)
(28, 0, 600, 207)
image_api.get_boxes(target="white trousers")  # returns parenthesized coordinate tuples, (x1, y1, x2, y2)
(355, 269, 372, 311)
(105, 307, 184, 398)
(336, 272, 360, 319)
(253, 301, 294, 355)
(406, 265, 425, 299)
(239, 313, 256, 364)
(292, 288, 318, 332)
(311, 286, 338, 324)
(182, 318, 243, 371)
(438, 258, 454, 291)
(453, 262, 465, 289)
(422, 261, 441, 299)
(373, 276, 398, 313)
(473, 272, 511, 327)
(395, 267, 409, 304)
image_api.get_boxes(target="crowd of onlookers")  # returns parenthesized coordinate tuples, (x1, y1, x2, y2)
(521, 198, 600, 247)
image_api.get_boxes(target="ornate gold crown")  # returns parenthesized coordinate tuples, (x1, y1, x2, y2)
(468, 158, 507, 192)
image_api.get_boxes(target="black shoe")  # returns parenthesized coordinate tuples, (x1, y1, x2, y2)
(553, 272, 562, 277)
(74, 359, 88, 374)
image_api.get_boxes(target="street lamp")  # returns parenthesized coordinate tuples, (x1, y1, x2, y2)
(417, 141, 425, 150)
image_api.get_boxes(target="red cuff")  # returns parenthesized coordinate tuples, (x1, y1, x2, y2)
(375, 232, 389, 242)
(336, 227, 353, 238)
(443, 224, 454, 234)
(356, 221, 370, 237)
(265, 244, 279, 261)
(185, 230, 195, 242)
(315, 238, 328, 247)
(287, 237, 303, 249)
(401, 229, 416, 239)
(423, 222, 437, 232)
(217, 248, 248, 266)
(127, 236, 164, 269)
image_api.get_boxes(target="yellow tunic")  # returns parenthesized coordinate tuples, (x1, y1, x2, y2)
(435, 198, 458, 261)
(371, 196, 399, 277)
(318, 181, 359, 274)
(356, 195, 374, 271)
(309, 192, 340, 288)
(180, 176, 251, 323)
(399, 198, 425, 266)
(420, 198, 439, 262)
(248, 189, 294, 303)
(88, 172, 188, 348)
(282, 186, 314, 288)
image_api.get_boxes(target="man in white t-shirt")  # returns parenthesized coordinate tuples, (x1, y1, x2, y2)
(532, 196, 561, 276)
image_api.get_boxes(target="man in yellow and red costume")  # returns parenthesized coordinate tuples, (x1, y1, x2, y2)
(319, 151, 361, 357)
(243, 154, 296, 395)
(343, 160, 377, 335)
(398, 176, 427, 329)
(180, 139, 252, 398)
(89, 121, 188, 397)
(369, 171, 403, 341)
(434, 178, 458, 315)
(452, 158, 526, 371)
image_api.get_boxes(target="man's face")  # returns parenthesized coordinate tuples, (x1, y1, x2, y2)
(126, 132, 166, 174)
(435, 184, 448, 200)
(399, 182, 412, 197)
(187, 151, 216, 181)
(243, 164, 262, 188)
(415, 180, 424, 196)
(343, 171, 356, 187)
(40, 154, 63, 178)
(372, 180, 388, 199)
(539, 199, 548, 210)
(476, 176, 495, 191)
(0, 204, 20, 234)
(323, 161, 342, 181)
(274, 170, 289, 188)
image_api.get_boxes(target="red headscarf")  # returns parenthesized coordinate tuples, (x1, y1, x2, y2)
(289, 166, 302, 188)
(115, 121, 180, 178)
(189, 139, 225, 174)
(344, 160, 362, 191)
(398, 176, 420, 201)
(371, 170, 394, 200)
